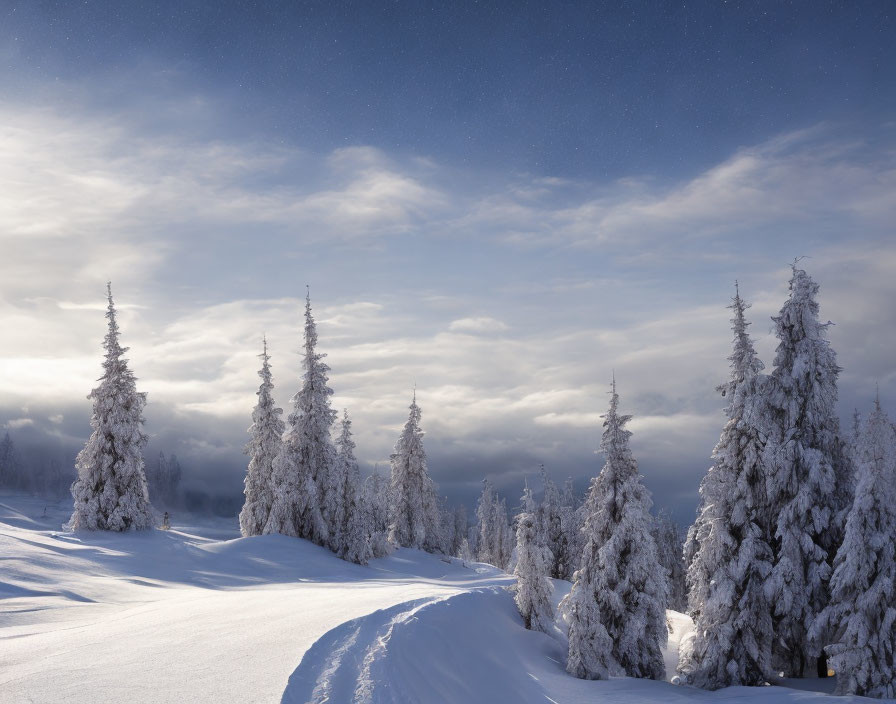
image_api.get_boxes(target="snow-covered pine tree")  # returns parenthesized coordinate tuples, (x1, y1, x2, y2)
(560, 477, 582, 580)
(364, 465, 391, 558)
(651, 510, 687, 612)
(764, 264, 844, 676)
(538, 467, 567, 579)
(564, 380, 667, 680)
(475, 479, 496, 565)
(679, 285, 774, 689)
(264, 291, 335, 546)
(0, 431, 22, 489)
(682, 513, 701, 615)
(335, 410, 373, 565)
(441, 504, 456, 556)
(423, 479, 445, 554)
(68, 283, 154, 531)
(497, 496, 514, 570)
(387, 391, 441, 551)
(239, 338, 285, 537)
(451, 504, 468, 557)
(514, 482, 555, 633)
(847, 409, 862, 466)
(810, 398, 896, 698)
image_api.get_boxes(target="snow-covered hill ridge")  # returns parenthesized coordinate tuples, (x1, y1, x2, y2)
(1, 493, 879, 703)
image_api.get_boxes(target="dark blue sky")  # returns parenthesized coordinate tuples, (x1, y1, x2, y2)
(4, 1, 893, 179)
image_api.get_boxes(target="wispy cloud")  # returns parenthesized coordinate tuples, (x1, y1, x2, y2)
(1, 102, 894, 518)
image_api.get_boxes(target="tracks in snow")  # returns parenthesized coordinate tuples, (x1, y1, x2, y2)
(281, 588, 513, 704)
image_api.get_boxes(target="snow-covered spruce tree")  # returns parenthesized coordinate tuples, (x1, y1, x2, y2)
(651, 510, 687, 613)
(679, 285, 774, 689)
(560, 477, 583, 580)
(514, 482, 555, 633)
(68, 283, 154, 531)
(451, 504, 468, 557)
(264, 291, 335, 546)
(475, 478, 496, 564)
(810, 399, 896, 698)
(364, 465, 391, 558)
(538, 467, 568, 579)
(0, 431, 22, 489)
(335, 410, 373, 565)
(491, 496, 505, 569)
(387, 391, 441, 551)
(564, 380, 667, 680)
(239, 338, 285, 537)
(764, 264, 844, 676)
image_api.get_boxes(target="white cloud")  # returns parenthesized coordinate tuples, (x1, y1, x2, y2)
(1, 104, 894, 512)
(448, 317, 509, 333)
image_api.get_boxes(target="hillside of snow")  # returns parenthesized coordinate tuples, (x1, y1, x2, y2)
(0, 492, 876, 703)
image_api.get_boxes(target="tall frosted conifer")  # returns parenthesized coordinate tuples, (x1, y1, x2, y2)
(265, 290, 335, 545)
(364, 465, 391, 558)
(680, 285, 773, 689)
(514, 482, 555, 633)
(565, 380, 667, 680)
(476, 479, 496, 564)
(388, 391, 441, 551)
(538, 467, 567, 579)
(239, 337, 285, 537)
(810, 399, 896, 698)
(68, 283, 153, 531)
(764, 265, 843, 675)
(651, 510, 687, 613)
(335, 410, 372, 565)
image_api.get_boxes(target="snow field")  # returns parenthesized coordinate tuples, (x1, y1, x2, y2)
(1, 493, 882, 703)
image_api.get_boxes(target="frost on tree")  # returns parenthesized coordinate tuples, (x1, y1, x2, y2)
(810, 399, 896, 698)
(514, 482, 555, 633)
(335, 410, 373, 565)
(651, 510, 687, 613)
(679, 285, 774, 689)
(68, 283, 154, 531)
(764, 264, 844, 676)
(537, 467, 569, 580)
(264, 291, 335, 546)
(450, 504, 468, 557)
(239, 337, 285, 537)
(564, 380, 667, 680)
(387, 391, 441, 552)
(559, 477, 582, 580)
(474, 479, 512, 570)
(364, 465, 391, 558)
(476, 479, 496, 565)
(0, 431, 23, 490)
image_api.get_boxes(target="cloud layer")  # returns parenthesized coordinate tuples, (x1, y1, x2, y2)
(1, 103, 894, 522)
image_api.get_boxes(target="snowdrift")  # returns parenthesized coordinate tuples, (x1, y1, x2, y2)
(1, 492, 882, 703)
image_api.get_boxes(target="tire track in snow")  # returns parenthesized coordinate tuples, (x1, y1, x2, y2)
(281, 596, 451, 704)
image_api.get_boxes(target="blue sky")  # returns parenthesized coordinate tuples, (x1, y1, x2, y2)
(0, 1, 894, 521)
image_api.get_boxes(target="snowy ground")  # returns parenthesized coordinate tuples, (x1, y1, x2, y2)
(0, 492, 879, 703)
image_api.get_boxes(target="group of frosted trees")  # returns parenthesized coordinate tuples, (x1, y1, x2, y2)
(63, 284, 446, 566)
(61, 266, 896, 697)
(680, 264, 896, 698)
(238, 291, 446, 565)
(492, 382, 673, 682)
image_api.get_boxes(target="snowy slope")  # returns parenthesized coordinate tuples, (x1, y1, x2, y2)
(0, 492, 881, 703)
